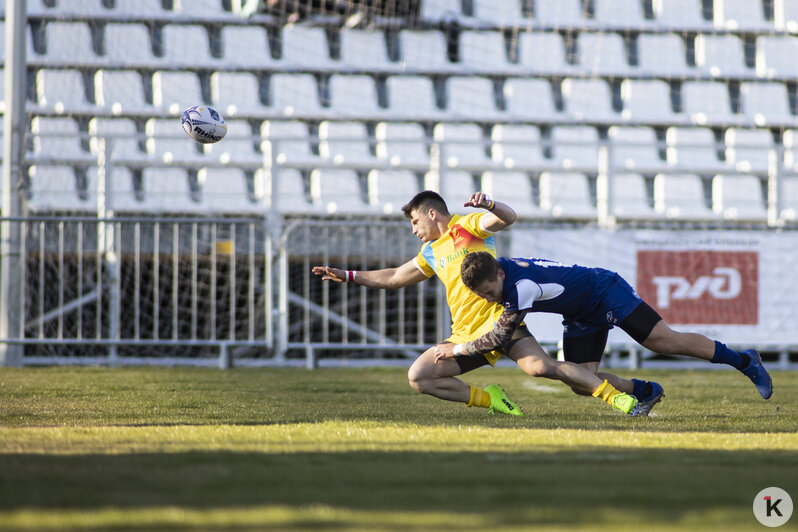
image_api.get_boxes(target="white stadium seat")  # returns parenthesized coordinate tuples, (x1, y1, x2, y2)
(637, 34, 692, 77)
(724, 128, 773, 174)
(578, 32, 631, 75)
(608, 126, 665, 172)
(368, 169, 420, 215)
(783, 129, 798, 171)
(666, 127, 724, 171)
(200, 167, 264, 214)
(433, 123, 492, 169)
(211, 71, 264, 118)
(421, 0, 462, 23)
(504, 78, 560, 121)
(161, 24, 217, 66)
(491, 124, 545, 170)
(27, 166, 92, 212)
(340, 29, 392, 70)
(87, 166, 141, 213)
(756, 36, 798, 78)
(539, 172, 596, 219)
(375, 122, 430, 168)
(481, 171, 543, 218)
(594, 0, 647, 25)
(203, 119, 262, 166)
(459, 31, 516, 74)
(221, 26, 276, 69)
(43, 22, 96, 63)
(399, 30, 452, 72)
(517, 32, 569, 74)
(741, 82, 792, 127)
(30, 117, 92, 162)
(319, 121, 377, 167)
(652, 0, 711, 28)
(280, 26, 336, 69)
(36, 68, 93, 112)
(140, 167, 204, 213)
(310, 169, 372, 214)
(694, 34, 749, 77)
(109, 0, 170, 15)
(447, 76, 503, 121)
(95, 69, 153, 115)
(562, 78, 617, 121)
(435, 170, 476, 200)
(386, 76, 442, 119)
(153, 71, 206, 115)
(714, 0, 772, 31)
(261, 120, 321, 167)
(535, 0, 586, 25)
(145, 118, 205, 164)
(89, 117, 146, 162)
(105, 23, 156, 64)
(328, 74, 382, 117)
(653, 173, 716, 219)
(712, 174, 767, 221)
(620, 79, 677, 123)
(681, 81, 738, 125)
(268, 168, 323, 214)
(270, 73, 323, 118)
(779, 176, 798, 219)
(606, 173, 659, 220)
(775, 0, 798, 30)
(473, 0, 525, 26)
(550, 126, 600, 170)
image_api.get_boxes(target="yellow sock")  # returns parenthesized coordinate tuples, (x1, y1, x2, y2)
(466, 386, 492, 409)
(592, 379, 621, 405)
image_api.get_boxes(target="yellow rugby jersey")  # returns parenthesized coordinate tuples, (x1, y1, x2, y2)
(412, 212, 506, 364)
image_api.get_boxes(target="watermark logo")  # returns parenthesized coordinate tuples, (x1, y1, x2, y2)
(753, 487, 793, 527)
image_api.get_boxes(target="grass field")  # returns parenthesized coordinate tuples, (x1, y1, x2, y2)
(0, 366, 796, 532)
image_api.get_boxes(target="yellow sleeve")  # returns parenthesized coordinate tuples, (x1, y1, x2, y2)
(459, 212, 494, 240)
(413, 247, 435, 277)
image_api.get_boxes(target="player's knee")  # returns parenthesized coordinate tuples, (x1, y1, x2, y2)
(518, 356, 550, 377)
(407, 365, 428, 394)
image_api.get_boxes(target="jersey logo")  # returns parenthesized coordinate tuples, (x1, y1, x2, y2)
(449, 224, 480, 251)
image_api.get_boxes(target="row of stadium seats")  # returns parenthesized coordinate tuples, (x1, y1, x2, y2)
(27, 68, 798, 127)
(21, 0, 798, 33)
(25, 116, 798, 175)
(20, 22, 798, 80)
(22, 164, 790, 222)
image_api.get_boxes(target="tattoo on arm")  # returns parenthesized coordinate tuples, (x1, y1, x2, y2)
(462, 309, 527, 356)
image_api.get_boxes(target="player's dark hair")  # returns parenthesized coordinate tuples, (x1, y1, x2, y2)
(461, 252, 500, 291)
(401, 190, 449, 219)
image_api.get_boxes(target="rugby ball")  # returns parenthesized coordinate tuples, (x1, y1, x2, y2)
(180, 105, 227, 144)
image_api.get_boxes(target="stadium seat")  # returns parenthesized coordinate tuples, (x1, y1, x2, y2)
(30, 117, 92, 163)
(741, 82, 792, 127)
(775, 0, 798, 30)
(94, 69, 153, 115)
(434, 170, 475, 200)
(550, 126, 600, 170)
(694, 34, 749, 77)
(173, 0, 227, 17)
(161, 24, 217, 67)
(386, 76, 441, 119)
(145, 118, 206, 164)
(491, 124, 545, 170)
(35, 68, 94, 112)
(375, 122, 430, 168)
(433, 123, 492, 169)
(713, 0, 772, 31)
(261, 120, 321, 167)
(203, 119, 262, 166)
(784, 129, 798, 171)
(652, 0, 711, 28)
(279, 25, 336, 69)
(681, 81, 738, 125)
(459, 31, 516, 74)
(87, 166, 141, 212)
(328, 75, 382, 118)
(108, 0, 169, 14)
(637, 33, 692, 77)
(367, 169, 420, 215)
(27, 165, 91, 212)
(319, 121, 376, 167)
(270, 73, 323, 118)
(535, 0, 586, 25)
(620, 79, 677, 123)
(756, 36, 798, 78)
(472, 0, 526, 25)
(604, 172, 659, 220)
(780, 176, 798, 219)
(578, 32, 631, 76)
(711, 174, 767, 221)
(268, 168, 323, 214)
(724, 128, 773, 174)
(398, 30, 452, 72)
(666, 127, 724, 172)
(200, 167, 264, 214)
(539, 172, 596, 219)
(481, 171, 543, 218)
(140, 167, 203, 213)
(310, 168, 372, 214)
(503, 78, 560, 121)
(105, 23, 156, 64)
(653, 173, 716, 219)
(561, 78, 617, 121)
(153, 71, 206, 115)
(594, 0, 647, 25)
(608, 126, 665, 172)
(446, 76, 503, 121)
(42, 21, 97, 63)
(339, 29, 392, 70)
(211, 71, 264, 118)
(89, 117, 146, 162)
(221, 26, 276, 69)
(517, 32, 570, 74)
(420, 0, 462, 23)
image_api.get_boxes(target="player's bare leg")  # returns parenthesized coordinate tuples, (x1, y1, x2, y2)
(408, 347, 471, 403)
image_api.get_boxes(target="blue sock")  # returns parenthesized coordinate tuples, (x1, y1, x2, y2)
(631, 378, 648, 399)
(711, 341, 746, 370)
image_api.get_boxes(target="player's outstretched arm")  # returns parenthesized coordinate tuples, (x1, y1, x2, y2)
(434, 308, 527, 362)
(464, 192, 517, 232)
(312, 260, 427, 290)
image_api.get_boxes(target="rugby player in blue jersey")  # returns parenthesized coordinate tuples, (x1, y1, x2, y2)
(434, 252, 773, 414)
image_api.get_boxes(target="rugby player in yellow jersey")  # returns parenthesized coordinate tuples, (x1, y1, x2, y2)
(312, 191, 640, 416)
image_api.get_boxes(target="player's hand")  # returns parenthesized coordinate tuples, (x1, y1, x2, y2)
(433, 343, 457, 363)
(312, 266, 345, 282)
(463, 192, 493, 209)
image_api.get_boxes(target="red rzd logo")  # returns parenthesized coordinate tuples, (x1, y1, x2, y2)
(636, 250, 758, 324)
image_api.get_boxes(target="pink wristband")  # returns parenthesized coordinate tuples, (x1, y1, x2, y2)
(346, 270, 357, 282)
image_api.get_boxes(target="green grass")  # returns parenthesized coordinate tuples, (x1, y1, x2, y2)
(0, 366, 796, 531)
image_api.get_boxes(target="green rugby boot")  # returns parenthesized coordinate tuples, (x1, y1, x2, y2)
(485, 384, 523, 416)
(611, 392, 640, 416)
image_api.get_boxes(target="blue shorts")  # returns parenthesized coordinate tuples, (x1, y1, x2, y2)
(561, 274, 643, 339)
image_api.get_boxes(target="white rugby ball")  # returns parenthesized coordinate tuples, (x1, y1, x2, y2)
(180, 105, 227, 144)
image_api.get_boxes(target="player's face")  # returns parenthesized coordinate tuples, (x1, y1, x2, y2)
(472, 269, 505, 303)
(408, 208, 441, 242)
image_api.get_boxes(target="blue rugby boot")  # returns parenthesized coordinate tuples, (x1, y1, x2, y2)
(741, 349, 773, 400)
(633, 381, 664, 417)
